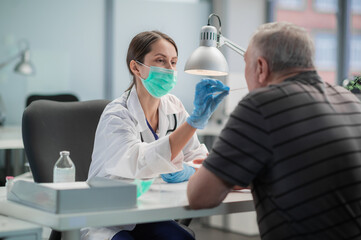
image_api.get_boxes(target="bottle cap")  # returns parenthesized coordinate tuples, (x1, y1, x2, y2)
(60, 151, 70, 156)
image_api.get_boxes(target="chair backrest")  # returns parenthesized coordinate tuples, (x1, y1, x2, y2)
(22, 99, 110, 183)
(26, 94, 79, 107)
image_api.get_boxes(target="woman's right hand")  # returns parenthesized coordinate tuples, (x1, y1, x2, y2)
(187, 79, 229, 129)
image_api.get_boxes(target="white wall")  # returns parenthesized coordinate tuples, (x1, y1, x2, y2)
(211, 0, 266, 115)
(113, 0, 211, 111)
(0, 0, 212, 125)
(0, 0, 105, 125)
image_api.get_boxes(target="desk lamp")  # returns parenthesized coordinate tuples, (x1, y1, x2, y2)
(184, 13, 246, 76)
(0, 40, 36, 76)
(0, 39, 35, 125)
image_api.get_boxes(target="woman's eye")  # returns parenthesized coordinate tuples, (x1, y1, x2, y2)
(156, 59, 165, 63)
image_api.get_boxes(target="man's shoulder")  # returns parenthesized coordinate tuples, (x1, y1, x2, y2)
(243, 85, 286, 107)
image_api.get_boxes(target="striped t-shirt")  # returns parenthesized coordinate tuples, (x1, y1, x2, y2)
(204, 71, 361, 240)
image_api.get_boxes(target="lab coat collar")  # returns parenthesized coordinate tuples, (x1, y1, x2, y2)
(126, 86, 183, 134)
(126, 87, 148, 132)
(159, 93, 184, 115)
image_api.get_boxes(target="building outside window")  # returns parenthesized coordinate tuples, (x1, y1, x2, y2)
(314, 32, 337, 70)
(275, 0, 338, 84)
(351, 35, 361, 72)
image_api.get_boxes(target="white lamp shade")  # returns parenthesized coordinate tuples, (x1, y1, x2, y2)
(14, 61, 35, 76)
(184, 46, 229, 76)
(14, 50, 35, 76)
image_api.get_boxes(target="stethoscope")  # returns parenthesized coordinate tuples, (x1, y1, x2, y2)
(124, 90, 177, 142)
(140, 113, 177, 142)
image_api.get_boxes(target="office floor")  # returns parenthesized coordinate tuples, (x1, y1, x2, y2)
(191, 218, 261, 240)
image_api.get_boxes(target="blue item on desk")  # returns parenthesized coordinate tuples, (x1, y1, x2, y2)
(187, 78, 229, 129)
(134, 178, 154, 198)
(161, 163, 196, 183)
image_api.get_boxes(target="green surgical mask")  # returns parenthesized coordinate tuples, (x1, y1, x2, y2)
(136, 61, 177, 98)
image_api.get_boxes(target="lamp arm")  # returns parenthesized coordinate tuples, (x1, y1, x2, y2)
(0, 52, 22, 70)
(218, 35, 246, 56)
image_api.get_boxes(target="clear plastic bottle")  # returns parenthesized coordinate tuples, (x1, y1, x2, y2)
(53, 151, 76, 183)
(5, 176, 14, 195)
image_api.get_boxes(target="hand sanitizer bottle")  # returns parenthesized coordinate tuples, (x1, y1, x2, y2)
(53, 151, 76, 183)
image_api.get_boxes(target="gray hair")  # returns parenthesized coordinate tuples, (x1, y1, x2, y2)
(250, 22, 315, 73)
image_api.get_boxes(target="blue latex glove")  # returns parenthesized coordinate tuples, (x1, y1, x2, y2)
(187, 79, 229, 129)
(161, 163, 196, 183)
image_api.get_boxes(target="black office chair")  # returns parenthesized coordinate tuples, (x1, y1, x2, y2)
(25, 94, 79, 107)
(21, 93, 79, 174)
(22, 99, 110, 183)
(22, 99, 110, 240)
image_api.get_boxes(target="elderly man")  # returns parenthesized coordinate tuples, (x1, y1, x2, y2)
(187, 22, 361, 240)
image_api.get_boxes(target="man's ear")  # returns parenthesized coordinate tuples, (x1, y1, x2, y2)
(256, 57, 270, 86)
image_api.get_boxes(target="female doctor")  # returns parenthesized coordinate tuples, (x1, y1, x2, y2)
(83, 31, 229, 240)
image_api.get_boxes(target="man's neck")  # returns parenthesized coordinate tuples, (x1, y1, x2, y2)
(267, 68, 315, 86)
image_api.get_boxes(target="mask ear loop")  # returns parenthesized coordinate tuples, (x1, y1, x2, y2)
(134, 60, 149, 80)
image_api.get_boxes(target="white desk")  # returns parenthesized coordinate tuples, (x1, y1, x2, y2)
(0, 182, 254, 240)
(0, 126, 23, 149)
(0, 126, 24, 177)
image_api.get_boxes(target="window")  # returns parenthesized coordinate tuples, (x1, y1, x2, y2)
(314, 32, 337, 70)
(350, 35, 361, 71)
(352, 0, 361, 14)
(313, 0, 337, 13)
(274, 0, 337, 83)
(350, 0, 361, 78)
(277, 0, 305, 10)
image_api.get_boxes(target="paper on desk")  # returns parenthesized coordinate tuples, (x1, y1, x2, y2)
(149, 162, 202, 192)
(150, 178, 188, 191)
(185, 161, 202, 169)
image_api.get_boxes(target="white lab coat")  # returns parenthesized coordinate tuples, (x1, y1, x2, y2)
(81, 86, 208, 240)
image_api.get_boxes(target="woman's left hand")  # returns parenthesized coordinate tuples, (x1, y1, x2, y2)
(161, 163, 196, 183)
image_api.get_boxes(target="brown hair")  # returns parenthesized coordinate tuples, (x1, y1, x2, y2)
(125, 31, 178, 91)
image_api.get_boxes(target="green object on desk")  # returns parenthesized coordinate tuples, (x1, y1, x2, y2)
(134, 178, 154, 198)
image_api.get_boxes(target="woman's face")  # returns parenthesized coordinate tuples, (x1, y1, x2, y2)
(138, 39, 178, 79)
